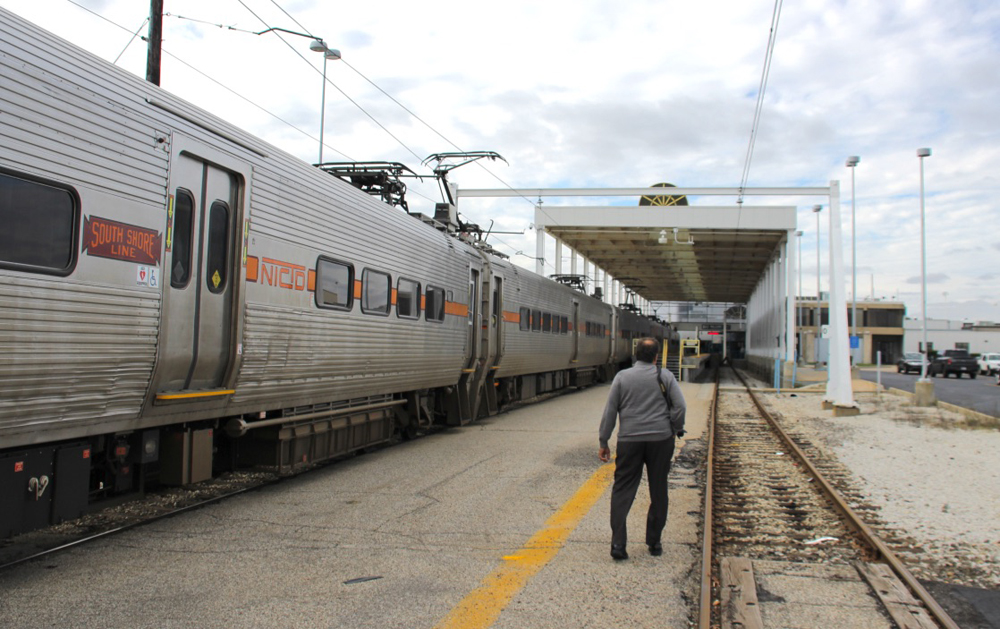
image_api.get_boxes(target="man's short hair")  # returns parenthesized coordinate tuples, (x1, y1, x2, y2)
(635, 338, 660, 363)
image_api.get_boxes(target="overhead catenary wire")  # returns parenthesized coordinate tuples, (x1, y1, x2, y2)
(726, 0, 784, 307)
(243, 1, 543, 261)
(66, 0, 556, 266)
(234, 0, 424, 164)
(114, 18, 148, 64)
(737, 0, 784, 207)
(261, 0, 547, 218)
(256, 0, 566, 268)
(62, 0, 356, 162)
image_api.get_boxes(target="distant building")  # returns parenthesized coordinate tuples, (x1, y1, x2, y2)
(796, 297, 906, 365)
(903, 319, 1000, 356)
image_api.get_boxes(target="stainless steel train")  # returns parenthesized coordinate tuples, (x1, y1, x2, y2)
(0, 8, 674, 538)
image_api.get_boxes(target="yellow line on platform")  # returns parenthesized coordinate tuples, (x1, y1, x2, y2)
(433, 462, 616, 629)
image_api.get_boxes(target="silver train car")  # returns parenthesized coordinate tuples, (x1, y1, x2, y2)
(0, 8, 670, 538)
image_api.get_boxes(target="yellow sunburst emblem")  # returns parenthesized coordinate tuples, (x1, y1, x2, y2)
(639, 182, 688, 207)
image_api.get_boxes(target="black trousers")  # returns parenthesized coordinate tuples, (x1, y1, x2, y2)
(610, 436, 676, 547)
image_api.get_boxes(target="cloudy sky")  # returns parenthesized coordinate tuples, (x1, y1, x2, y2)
(3, 0, 999, 322)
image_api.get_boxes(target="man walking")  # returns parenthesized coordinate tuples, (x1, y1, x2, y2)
(598, 337, 686, 560)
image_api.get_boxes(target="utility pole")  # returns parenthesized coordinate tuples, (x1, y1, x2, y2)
(146, 0, 163, 85)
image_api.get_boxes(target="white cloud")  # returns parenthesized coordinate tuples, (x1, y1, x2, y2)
(2, 0, 999, 321)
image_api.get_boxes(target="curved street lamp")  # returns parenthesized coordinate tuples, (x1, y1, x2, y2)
(917, 148, 931, 381)
(309, 40, 341, 164)
(251, 28, 341, 165)
(813, 204, 823, 364)
(846, 155, 860, 352)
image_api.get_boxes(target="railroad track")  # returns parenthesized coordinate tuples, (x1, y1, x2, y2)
(698, 366, 959, 629)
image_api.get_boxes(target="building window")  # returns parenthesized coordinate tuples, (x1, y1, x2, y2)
(426, 286, 445, 322)
(0, 170, 77, 274)
(362, 268, 391, 315)
(868, 309, 904, 327)
(316, 257, 353, 310)
(397, 278, 420, 319)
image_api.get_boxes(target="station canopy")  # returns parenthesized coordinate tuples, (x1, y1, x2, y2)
(519, 186, 801, 304)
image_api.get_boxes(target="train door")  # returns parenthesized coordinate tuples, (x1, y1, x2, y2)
(606, 312, 614, 363)
(466, 268, 480, 369)
(571, 300, 580, 363)
(155, 150, 242, 394)
(492, 276, 504, 362)
(449, 265, 486, 424)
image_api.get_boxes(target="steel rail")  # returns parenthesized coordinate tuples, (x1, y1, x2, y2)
(732, 368, 959, 629)
(0, 479, 277, 573)
(697, 370, 720, 629)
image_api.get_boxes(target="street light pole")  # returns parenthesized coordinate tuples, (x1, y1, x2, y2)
(917, 148, 931, 381)
(846, 156, 860, 355)
(309, 40, 341, 164)
(796, 230, 803, 363)
(813, 204, 823, 364)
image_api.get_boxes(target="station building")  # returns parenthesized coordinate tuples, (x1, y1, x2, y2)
(797, 297, 906, 365)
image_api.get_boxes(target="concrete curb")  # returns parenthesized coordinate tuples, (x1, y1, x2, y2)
(887, 387, 1000, 426)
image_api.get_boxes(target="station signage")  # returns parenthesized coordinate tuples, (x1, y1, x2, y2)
(83, 215, 162, 266)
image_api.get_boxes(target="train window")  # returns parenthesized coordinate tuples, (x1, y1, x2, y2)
(519, 307, 530, 331)
(0, 170, 77, 275)
(315, 257, 353, 310)
(542, 312, 552, 332)
(170, 190, 194, 288)
(362, 268, 391, 315)
(205, 201, 230, 294)
(426, 286, 445, 322)
(561, 316, 568, 334)
(396, 278, 420, 319)
(532, 309, 541, 332)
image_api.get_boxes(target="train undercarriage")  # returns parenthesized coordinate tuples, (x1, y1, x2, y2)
(0, 365, 614, 539)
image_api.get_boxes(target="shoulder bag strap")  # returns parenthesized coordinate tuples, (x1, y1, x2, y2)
(656, 364, 672, 413)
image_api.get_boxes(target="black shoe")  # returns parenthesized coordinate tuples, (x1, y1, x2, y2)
(610, 544, 628, 561)
(648, 543, 663, 556)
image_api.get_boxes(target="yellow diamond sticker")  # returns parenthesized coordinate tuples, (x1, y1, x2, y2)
(212, 270, 221, 288)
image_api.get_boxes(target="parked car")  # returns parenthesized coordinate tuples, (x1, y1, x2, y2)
(978, 352, 1000, 376)
(930, 349, 979, 378)
(896, 352, 926, 374)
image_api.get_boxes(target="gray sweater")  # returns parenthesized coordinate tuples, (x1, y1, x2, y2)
(599, 361, 686, 448)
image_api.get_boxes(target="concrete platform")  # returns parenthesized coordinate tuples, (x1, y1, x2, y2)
(0, 383, 711, 629)
(0, 380, 955, 628)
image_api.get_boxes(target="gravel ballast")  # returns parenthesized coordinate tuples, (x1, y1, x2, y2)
(761, 389, 1000, 589)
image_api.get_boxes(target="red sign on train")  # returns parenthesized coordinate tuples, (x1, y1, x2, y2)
(83, 216, 162, 266)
